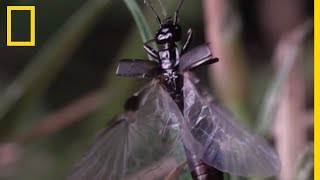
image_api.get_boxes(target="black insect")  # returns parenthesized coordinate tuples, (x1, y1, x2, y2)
(68, 0, 281, 180)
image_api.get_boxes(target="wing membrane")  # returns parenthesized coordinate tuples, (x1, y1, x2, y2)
(183, 73, 281, 177)
(180, 44, 218, 71)
(116, 59, 159, 78)
(69, 81, 186, 180)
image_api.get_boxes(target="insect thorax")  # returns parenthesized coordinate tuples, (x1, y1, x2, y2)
(158, 46, 180, 81)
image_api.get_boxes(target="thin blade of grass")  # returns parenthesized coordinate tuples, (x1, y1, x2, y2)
(124, 0, 153, 44)
(257, 21, 312, 135)
(124, 0, 155, 60)
(295, 144, 314, 180)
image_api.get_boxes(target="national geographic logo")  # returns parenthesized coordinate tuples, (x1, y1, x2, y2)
(7, 6, 35, 47)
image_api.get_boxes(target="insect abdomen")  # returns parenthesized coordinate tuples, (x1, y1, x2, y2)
(189, 155, 224, 180)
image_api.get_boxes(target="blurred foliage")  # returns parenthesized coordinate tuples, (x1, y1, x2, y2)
(295, 144, 314, 180)
(0, 0, 313, 180)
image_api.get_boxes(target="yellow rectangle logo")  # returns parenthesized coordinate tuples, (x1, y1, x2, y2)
(7, 6, 35, 47)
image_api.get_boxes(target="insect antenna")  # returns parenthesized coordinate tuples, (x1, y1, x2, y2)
(144, 0, 162, 27)
(174, 0, 185, 25)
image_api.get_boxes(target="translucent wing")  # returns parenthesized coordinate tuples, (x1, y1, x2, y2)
(182, 73, 281, 177)
(69, 81, 187, 180)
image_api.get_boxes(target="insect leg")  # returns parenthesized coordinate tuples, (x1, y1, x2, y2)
(181, 28, 193, 55)
(143, 40, 158, 59)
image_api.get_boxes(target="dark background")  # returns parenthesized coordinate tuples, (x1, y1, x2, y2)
(0, 0, 314, 179)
